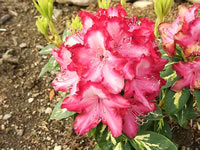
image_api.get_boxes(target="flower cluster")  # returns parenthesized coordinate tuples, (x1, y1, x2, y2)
(159, 4, 200, 92)
(52, 4, 166, 137)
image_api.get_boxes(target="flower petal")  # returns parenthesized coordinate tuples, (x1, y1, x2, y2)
(52, 71, 80, 94)
(102, 64, 124, 94)
(159, 17, 183, 56)
(51, 46, 71, 71)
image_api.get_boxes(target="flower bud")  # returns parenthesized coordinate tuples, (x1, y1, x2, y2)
(154, 0, 174, 37)
(98, 0, 111, 9)
(33, 0, 53, 19)
(121, 0, 126, 8)
(36, 16, 49, 35)
(67, 16, 83, 34)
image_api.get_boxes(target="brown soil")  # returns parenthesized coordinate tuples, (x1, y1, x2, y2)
(0, 0, 199, 149)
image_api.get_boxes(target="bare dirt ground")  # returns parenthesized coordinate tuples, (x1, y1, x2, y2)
(0, 0, 199, 149)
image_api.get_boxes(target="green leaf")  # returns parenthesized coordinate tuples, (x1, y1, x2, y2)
(164, 88, 190, 115)
(139, 120, 154, 131)
(130, 131, 177, 150)
(160, 63, 180, 90)
(123, 142, 132, 150)
(94, 144, 101, 150)
(141, 106, 163, 120)
(158, 48, 171, 60)
(50, 98, 76, 120)
(62, 29, 71, 42)
(153, 119, 172, 139)
(176, 98, 198, 127)
(39, 44, 57, 55)
(194, 89, 200, 110)
(36, 16, 49, 35)
(114, 142, 123, 150)
(39, 56, 59, 77)
(88, 127, 96, 137)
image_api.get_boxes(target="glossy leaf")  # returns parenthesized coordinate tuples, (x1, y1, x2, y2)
(50, 98, 75, 120)
(154, 119, 172, 139)
(130, 131, 178, 150)
(176, 98, 198, 127)
(39, 44, 57, 55)
(39, 56, 59, 77)
(114, 142, 123, 150)
(164, 88, 190, 115)
(62, 29, 71, 42)
(194, 89, 200, 110)
(141, 106, 163, 120)
(123, 142, 132, 150)
(160, 63, 180, 89)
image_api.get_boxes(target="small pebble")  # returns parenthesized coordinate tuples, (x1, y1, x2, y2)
(0, 14, 12, 25)
(19, 43, 27, 48)
(1, 124, 5, 130)
(28, 98, 34, 103)
(54, 145, 62, 150)
(45, 107, 52, 114)
(3, 114, 12, 120)
(53, 9, 63, 19)
(16, 129, 24, 136)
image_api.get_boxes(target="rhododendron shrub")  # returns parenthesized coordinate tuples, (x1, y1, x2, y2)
(158, 4, 200, 127)
(34, 0, 200, 149)
(52, 4, 167, 138)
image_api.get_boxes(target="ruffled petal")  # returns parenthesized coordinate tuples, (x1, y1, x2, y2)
(123, 101, 154, 138)
(125, 78, 160, 110)
(122, 110, 138, 138)
(116, 42, 150, 58)
(105, 17, 129, 47)
(102, 64, 124, 94)
(171, 60, 200, 92)
(52, 71, 80, 95)
(171, 78, 192, 92)
(78, 11, 95, 33)
(84, 27, 110, 53)
(101, 95, 130, 137)
(51, 46, 71, 71)
(175, 19, 200, 57)
(73, 98, 100, 135)
(159, 17, 183, 56)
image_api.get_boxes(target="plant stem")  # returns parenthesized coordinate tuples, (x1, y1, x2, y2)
(49, 21, 62, 47)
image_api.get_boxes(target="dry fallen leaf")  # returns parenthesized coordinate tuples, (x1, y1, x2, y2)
(49, 89, 55, 101)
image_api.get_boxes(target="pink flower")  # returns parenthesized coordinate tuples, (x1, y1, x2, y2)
(61, 83, 130, 137)
(175, 19, 200, 57)
(96, 4, 126, 18)
(71, 26, 126, 94)
(51, 4, 166, 138)
(52, 71, 80, 95)
(159, 4, 200, 57)
(159, 17, 183, 57)
(51, 45, 71, 71)
(171, 59, 200, 92)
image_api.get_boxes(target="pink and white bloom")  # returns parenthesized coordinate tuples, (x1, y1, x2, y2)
(51, 4, 166, 138)
(71, 26, 126, 94)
